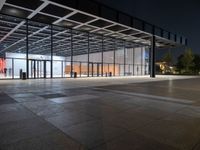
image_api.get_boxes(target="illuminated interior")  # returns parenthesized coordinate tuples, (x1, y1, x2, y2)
(0, 0, 186, 79)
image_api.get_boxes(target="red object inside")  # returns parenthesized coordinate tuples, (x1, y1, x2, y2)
(0, 58, 6, 73)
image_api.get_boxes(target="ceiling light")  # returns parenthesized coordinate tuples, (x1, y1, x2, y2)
(9, 9, 18, 14)
(82, 27, 91, 31)
(65, 22, 73, 26)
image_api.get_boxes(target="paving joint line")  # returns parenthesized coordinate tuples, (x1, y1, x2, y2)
(93, 87, 194, 105)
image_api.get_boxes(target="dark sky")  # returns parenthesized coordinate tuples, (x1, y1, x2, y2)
(95, 0, 200, 61)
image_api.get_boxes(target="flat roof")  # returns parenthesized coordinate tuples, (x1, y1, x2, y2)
(0, 0, 187, 56)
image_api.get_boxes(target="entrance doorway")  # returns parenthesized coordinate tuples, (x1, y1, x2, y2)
(29, 59, 50, 78)
(89, 62, 101, 77)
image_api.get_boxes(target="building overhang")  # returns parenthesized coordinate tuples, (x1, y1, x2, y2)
(0, 0, 187, 56)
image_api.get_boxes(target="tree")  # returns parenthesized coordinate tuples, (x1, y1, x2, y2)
(176, 49, 194, 74)
(181, 48, 194, 73)
(192, 54, 200, 74)
(162, 51, 173, 66)
(176, 54, 184, 73)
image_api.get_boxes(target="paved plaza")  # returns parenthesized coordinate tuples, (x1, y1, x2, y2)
(0, 76, 200, 150)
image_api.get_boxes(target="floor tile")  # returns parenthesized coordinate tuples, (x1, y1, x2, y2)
(0, 117, 57, 145)
(40, 93, 66, 99)
(93, 132, 179, 150)
(0, 131, 85, 150)
(135, 114, 200, 149)
(61, 120, 128, 149)
(46, 110, 95, 128)
(0, 108, 36, 124)
(0, 103, 24, 113)
(0, 92, 16, 105)
(49, 94, 98, 104)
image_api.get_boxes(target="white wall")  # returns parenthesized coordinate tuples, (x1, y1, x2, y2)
(5, 47, 147, 77)
(133, 47, 146, 75)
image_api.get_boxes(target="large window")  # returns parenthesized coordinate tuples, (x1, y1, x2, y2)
(72, 30, 88, 77)
(0, 13, 147, 79)
(103, 37, 114, 76)
(28, 21, 51, 78)
(0, 15, 26, 79)
(53, 26, 71, 78)
(115, 39, 124, 76)
(133, 47, 145, 75)
(89, 34, 102, 77)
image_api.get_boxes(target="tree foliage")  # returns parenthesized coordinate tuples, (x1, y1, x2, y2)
(176, 48, 195, 74)
(181, 48, 194, 72)
(162, 51, 173, 66)
(192, 54, 200, 74)
(176, 54, 184, 73)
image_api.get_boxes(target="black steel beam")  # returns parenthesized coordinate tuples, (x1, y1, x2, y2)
(113, 39, 116, 76)
(12, 58, 14, 79)
(150, 34, 156, 78)
(101, 36, 104, 76)
(87, 33, 90, 77)
(124, 41, 126, 76)
(70, 29, 73, 78)
(26, 19, 29, 79)
(133, 47, 135, 76)
(50, 25, 53, 78)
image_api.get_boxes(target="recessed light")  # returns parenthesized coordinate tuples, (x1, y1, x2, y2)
(82, 27, 91, 31)
(9, 9, 18, 14)
(65, 22, 73, 26)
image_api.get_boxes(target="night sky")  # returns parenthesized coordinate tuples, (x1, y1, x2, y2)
(95, 0, 200, 61)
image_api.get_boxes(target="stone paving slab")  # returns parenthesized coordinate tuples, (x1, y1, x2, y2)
(93, 132, 179, 150)
(135, 114, 200, 150)
(0, 76, 199, 150)
(0, 92, 16, 105)
(49, 94, 99, 104)
(97, 78, 200, 103)
(61, 120, 129, 149)
(0, 131, 85, 150)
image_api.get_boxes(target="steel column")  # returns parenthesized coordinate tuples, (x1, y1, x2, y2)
(124, 41, 126, 76)
(87, 33, 89, 77)
(133, 47, 135, 76)
(101, 36, 103, 76)
(70, 29, 73, 78)
(113, 39, 116, 76)
(12, 58, 14, 79)
(26, 19, 29, 79)
(150, 35, 156, 78)
(50, 25, 53, 78)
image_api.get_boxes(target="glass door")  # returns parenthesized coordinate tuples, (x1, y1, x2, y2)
(96, 63, 101, 77)
(89, 62, 101, 77)
(88, 62, 93, 77)
(29, 59, 50, 78)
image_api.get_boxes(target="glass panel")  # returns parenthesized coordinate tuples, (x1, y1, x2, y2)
(133, 47, 145, 75)
(115, 39, 124, 76)
(52, 25, 71, 78)
(4, 58, 13, 78)
(80, 62, 88, 77)
(144, 48, 149, 75)
(89, 34, 102, 77)
(0, 15, 27, 79)
(73, 62, 81, 77)
(14, 58, 26, 78)
(0, 13, 149, 79)
(125, 47, 134, 75)
(64, 61, 71, 77)
(28, 20, 51, 78)
(53, 60, 62, 77)
(103, 37, 114, 76)
(72, 30, 88, 77)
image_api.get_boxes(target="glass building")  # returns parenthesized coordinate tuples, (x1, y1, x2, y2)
(0, 0, 187, 79)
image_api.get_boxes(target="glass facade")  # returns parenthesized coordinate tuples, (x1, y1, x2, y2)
(0, 14, 148, 79)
